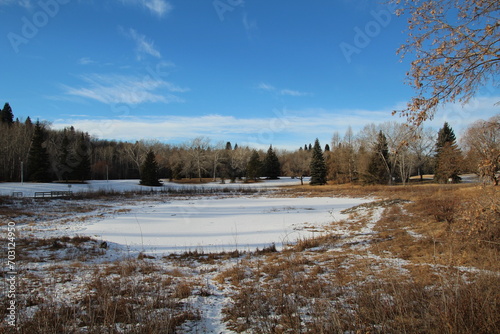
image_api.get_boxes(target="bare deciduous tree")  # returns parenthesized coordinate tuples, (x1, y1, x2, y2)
(463, 115, 500, 185)
(282, 149, 311, 184)
(185, 137, 211, 182)
(392, 0, 500, 125)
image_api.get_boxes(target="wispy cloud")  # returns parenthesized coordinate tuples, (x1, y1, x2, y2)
(257, 82, 276, 92)
(61, 73, 188, 105)
(257, 82, 311, 97)
(120, 0, 173, 17)
(77, 57, 95, 65)
(143, 0, 172, 16)
(242, 13, 258, 39)
(280, 89, 311, 97)
(124, 28, 161, 60)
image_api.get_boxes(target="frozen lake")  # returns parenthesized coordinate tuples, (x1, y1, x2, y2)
(83, 195, 369, 254)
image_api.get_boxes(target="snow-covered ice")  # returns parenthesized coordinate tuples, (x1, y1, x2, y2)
(83, 196, 369, 254)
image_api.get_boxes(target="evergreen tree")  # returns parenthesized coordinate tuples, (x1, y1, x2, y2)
(57, 132, 71, 181)
(27, 121, 51, 182)
(363, 131, 391, 184)
(1, 103, 14, 125)
(246, 150, 262, 181)
(435, 122, 462, 183)
(225, 141, 232, 150)
(73, 133, 91, 182)
(263, 145, 281, 179)
(309, 139, 327, 185)
(140, 150, 162, 186)
(436, 122, 456, 148)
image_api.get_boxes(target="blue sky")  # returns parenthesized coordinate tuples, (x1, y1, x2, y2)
(1, 0, 498, 150)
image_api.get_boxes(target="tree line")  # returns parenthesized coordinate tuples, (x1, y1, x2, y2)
(1, 102, 498, 186)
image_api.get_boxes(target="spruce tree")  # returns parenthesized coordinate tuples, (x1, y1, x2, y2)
(27, 121, 51, 182)
(1, 103, 14, 125)
(435, 122, 462, 183)
(310, 139, 327, 185)
(57, 132, 71, 182)
(140, 150, 161, 186)
(263, 145, 281, 179)
(363, 131, 391, 185)
(246, 150, 262, 181)
(74, 134, 91, 182)
(436, 122, 456, 148)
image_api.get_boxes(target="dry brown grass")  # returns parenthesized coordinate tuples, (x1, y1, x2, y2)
(368, 185, 500, 270)
(214, 262, 249, 286)
(2, 257, 200, 333)
(221, 183, 500, 333)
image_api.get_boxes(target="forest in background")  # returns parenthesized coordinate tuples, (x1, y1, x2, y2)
(0, 102, 498, 186)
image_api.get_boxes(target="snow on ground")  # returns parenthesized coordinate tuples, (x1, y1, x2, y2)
(81, 196, 369, 255)
(0, 178, 303, 197)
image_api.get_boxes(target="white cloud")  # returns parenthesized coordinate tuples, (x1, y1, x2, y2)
(258, 82, 311, 97)
(120, 0, 172, 17)
(51, 108, 400, 149)
(257, 83, 275, 91)
(127, 28, 161, 59)
(77, 57, 95, 65)
(143, 0, 172, 17)
(242, 13, 258, 39)
(425, 95, 500, 134)
(61, 73, 188, 105)
(51, 97, 499, 149)
(280, 89, 311, 97)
